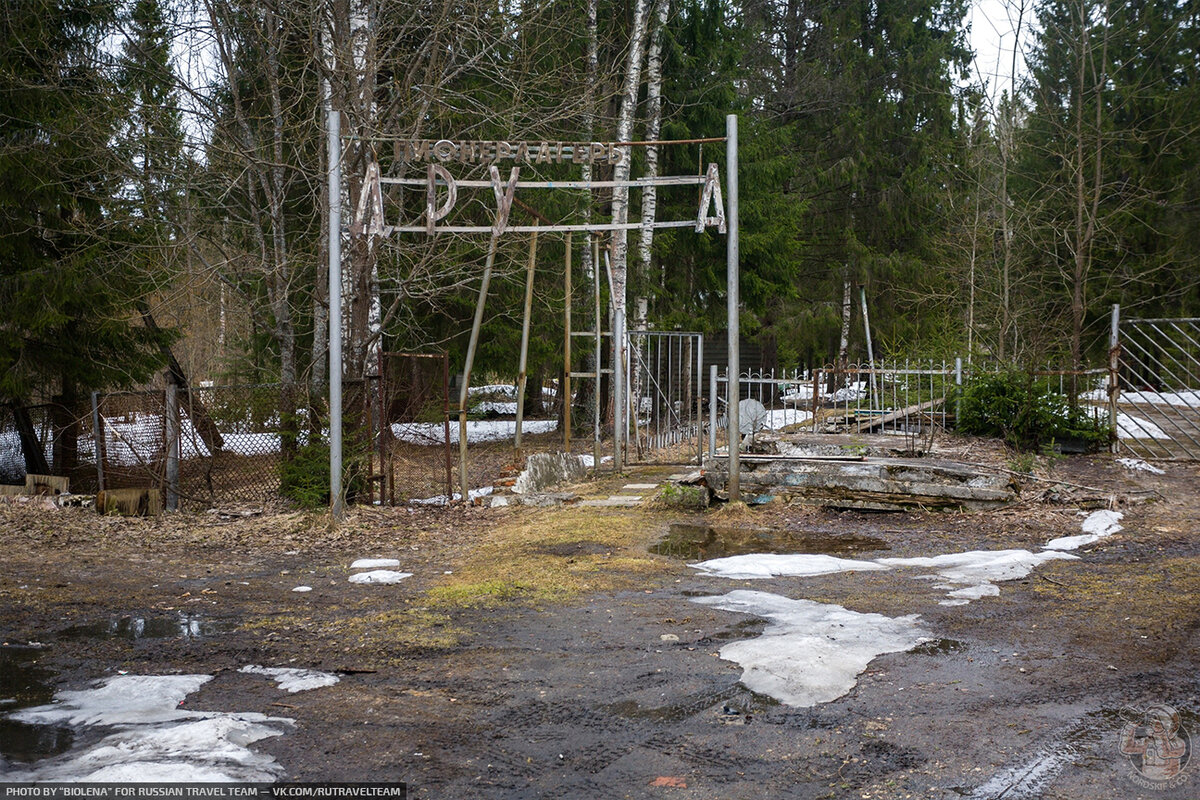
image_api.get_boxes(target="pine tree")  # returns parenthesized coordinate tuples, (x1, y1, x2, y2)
(0, 0, 172, 470)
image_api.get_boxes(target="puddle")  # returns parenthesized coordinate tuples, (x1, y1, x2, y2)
(910, 638, 967, 656)
(704, 619, 767, 641)
(0, 646, 73, 763)
(603, 688, 779, 724)
(57, 615, 232, 641)
(652, 524, 889, 560)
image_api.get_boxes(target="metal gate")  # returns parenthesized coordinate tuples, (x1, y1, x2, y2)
(628, 331, 703, 464)
(1116, 316, 1200, 459)
(373, 352, 453, 504)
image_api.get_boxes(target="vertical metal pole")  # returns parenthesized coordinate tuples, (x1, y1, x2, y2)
(91, 391, 105, 492)
(709, 364, 717, 458)
(442, 355, 452, 500)
(459, 235, 500, 501)
(861, 287, 877, 410)
(165, 384, 179, 512)
(726, 114, 740, 501)
(592, 236, 601, 470)
(955, 357, 963, 430)
(563, 233, 572, 453)
(1109, 303, 1121, 452)
(614, 305, 626, 471)
(696, 336, 704, 465)
(515, 224, 539, 460)
(326, 90, 344, 520)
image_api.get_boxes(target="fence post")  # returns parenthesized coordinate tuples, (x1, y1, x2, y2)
(91, 391, 105, 492)
(709, 364, 717, 458)
(696, 336, 704, 466)
(1109, 303, 1121, 452)
(165, 383, 180, 512)
(954, 357, 963, 428)
(563, 232, 572, 454)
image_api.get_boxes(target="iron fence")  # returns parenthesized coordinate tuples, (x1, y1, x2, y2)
(708, 360, 1111, 456)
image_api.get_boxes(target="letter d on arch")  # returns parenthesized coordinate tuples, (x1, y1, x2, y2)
(425, 164, 458, 234)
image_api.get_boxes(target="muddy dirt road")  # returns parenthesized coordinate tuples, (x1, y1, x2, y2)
(1, 454, 1198, 798)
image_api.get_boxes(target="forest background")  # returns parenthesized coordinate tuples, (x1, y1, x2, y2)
(1, 0, 1197, 413)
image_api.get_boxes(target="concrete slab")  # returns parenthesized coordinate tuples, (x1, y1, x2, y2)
(704, 453, 1014, 511)
(580, 496, 643, 507)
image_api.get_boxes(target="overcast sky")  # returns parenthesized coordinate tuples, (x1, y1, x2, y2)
(967, 0, 1031, 106)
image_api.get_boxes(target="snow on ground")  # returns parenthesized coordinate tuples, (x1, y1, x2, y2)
(689, 553, 889, 580)
(1116, 457, 1165, 474)
(350, 558, 401, 569)
(1116, 413, 1171, 439)
(1100, 389, 1200, 408)
(688, 506, 1126, 706)
(692, 590, 929, 707)
(5, 674, 291, 781)
(578, 454, 614, 467)
(691, 549, 1077, 607)
(410, 485, 494, 506)
(474, 401, 518, 415)
(392, 419, 557, 445)
(1044, 510, 1124, 552)
(238, 666, 340, 693)
(347, 570, 413, 585)
(876, 550, 1079, 606)
(468, 384, 557, 399)
(763, 409, 813, 430)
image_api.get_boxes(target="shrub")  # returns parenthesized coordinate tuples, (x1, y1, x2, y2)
(278, 441, 332, 508)
(958, 370, 1111, 452)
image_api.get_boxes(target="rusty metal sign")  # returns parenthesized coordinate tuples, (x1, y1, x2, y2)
(356, 163, 726, 237)
(399, 139, 625, 166)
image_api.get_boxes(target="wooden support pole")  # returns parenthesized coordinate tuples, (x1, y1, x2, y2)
(515, 223, 540, 460)
(459, 235, 500, 502)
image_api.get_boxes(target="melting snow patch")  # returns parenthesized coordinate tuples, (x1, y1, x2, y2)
(1116, 457, 1165, 475)
(1116, 413, 1170, 440)
(692, 590, 929, 707)
(876, 550, 1078, 605)
(392, 420, 557, 445)
(350, 558, 401, 569)
(967, 747, 1077, 800)
(689, 553, 889, 580)
(348, 570, 412, 585)
(1044, 510, 1123, 551)
(239, 665, 339, 693)
(4, 675, 290, 781)
(410, 486, 493, 506)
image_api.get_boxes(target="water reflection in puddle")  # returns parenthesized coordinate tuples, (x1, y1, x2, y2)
(653, 523, 889, 561)
(57, 615, 232, 641)
(0, 646, 73, 763)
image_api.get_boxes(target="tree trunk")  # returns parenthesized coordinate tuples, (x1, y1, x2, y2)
(610, 0, 652, 320)
(634, 0, 670, 333)
(12, 405, 49, 476)
(51, 379, 79, 479)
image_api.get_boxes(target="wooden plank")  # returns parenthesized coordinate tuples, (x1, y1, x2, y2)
(855, 398, 944, 432)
